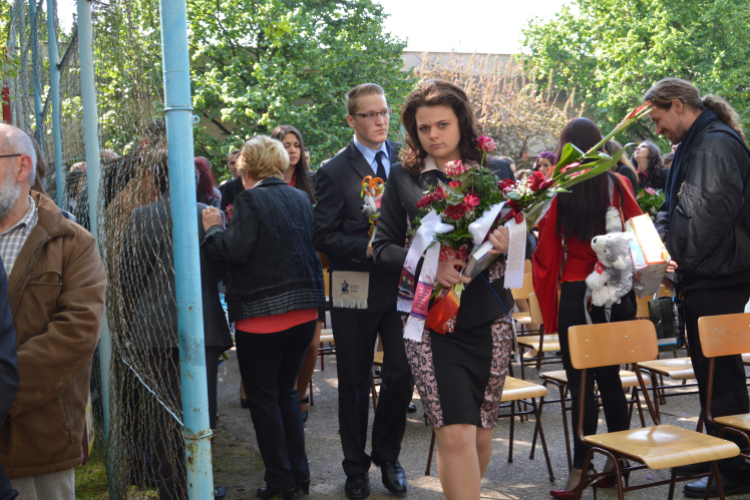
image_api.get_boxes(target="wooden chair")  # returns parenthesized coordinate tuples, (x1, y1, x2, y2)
(514, 292, 561, 379)
(568, 320, 739, 500)
(743, 353, 750, 366)
(698, 313, 750, 460)
(424, 376, 555, 481)
(535, 368, 651, 470)
(636, 357, 699, 425)
(510, 272, 537, 332)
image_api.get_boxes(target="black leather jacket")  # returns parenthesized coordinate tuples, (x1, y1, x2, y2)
(203, 177, 326, 322)
(655, 120, 750, 291)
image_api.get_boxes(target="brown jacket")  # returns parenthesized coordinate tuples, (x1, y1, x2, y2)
(0, 192, 106, 478)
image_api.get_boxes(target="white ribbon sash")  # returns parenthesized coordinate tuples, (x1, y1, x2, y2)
(398, 210, 453, 342)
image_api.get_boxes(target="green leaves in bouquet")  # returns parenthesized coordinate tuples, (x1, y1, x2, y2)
(562, 147, 626, 190)
(551, 143, 584, 178)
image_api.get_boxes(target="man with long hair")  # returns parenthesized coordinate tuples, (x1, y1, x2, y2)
(645, 78, 750, 498)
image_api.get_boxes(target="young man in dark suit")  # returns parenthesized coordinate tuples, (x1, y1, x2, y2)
(314, 84, 413, 499)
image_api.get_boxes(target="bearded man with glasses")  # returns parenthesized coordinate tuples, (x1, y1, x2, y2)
(313, 84, 412, 499)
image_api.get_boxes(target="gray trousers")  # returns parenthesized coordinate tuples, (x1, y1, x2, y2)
(11, 468, 74, 500)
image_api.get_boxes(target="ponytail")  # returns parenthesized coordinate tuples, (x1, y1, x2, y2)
(702, 95, 745, 141)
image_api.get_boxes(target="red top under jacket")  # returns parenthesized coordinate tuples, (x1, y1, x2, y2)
(532, 174, 643, 333)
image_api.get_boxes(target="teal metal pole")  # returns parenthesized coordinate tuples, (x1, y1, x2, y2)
(157, 0, 214, 497)
(45, 0, 63, 206)
(29, 0, 43, 141)
(75, 3, 115, 499)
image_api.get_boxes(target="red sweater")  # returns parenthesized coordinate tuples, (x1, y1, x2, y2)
(532, 174, 643, 333)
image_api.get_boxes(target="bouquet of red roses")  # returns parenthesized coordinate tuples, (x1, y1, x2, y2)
(399, 103, 653, 341)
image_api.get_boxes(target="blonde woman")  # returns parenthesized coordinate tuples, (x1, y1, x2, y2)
(202, 136, 326, 500)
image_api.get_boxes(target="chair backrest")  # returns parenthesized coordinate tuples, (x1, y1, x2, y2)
(528, 292, 544, 325)
(635, 295, 651, 319)
(568, 320, 658, 370)
(511, 273, 534, 300)
(698, 312, 750, 358)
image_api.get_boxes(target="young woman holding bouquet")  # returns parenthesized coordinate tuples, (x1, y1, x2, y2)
(372, 79, 516, 500)
(533, 118, 643, 499)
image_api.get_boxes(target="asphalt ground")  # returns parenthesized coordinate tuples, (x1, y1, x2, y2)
(212, 347, 750, 500)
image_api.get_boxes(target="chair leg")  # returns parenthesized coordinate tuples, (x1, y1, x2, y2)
(636, 388, 646, 427)
(532, 398, 555, 481)
(520, 346, 527, 380)
(320, 345, 325, 371)
(560, 384, 572, 471)
(575, 449, 596, 500)
(712, 460, 726, 500)
(425, 430, 436, 476)
(667, 468, 677, 500)
(308, 378, 314, 406)
(508, 400, 516, 463)
(370, 375, 378, 412)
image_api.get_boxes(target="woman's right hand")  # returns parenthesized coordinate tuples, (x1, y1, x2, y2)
(436, 259, 471, 288)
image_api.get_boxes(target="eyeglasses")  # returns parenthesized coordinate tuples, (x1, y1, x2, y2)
(352, 109, 393, 121)
(0, 154, 21, 159)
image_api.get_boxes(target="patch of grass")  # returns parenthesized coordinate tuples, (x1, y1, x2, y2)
(75, 448, 110, 500)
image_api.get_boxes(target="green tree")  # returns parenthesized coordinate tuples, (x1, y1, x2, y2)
(187, 0, 411, 175)
(522, 0, 750, 146)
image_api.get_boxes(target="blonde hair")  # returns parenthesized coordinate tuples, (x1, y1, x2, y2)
(237, 135, 289, 181)
(644, 78, 745, 141)
(346, 83, 385, 116)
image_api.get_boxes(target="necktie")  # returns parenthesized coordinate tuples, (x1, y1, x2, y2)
(375, 151, 387, 180)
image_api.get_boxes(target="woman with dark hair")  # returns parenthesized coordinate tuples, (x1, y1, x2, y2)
(270, 125, 324, 423)
(631, 141, 667, 189)
(533, 118, 643, 499)
(372, 80, 514, 500)
(604, 140, 638, 194)
(534, 151, 556, 178)
(195, 157, 221, 207)
(271, 125, 316, 203)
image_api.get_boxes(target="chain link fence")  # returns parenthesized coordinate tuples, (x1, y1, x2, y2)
(6, 1, 190, 497)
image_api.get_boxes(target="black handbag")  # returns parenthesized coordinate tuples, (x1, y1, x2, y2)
(647, 293, 684, 352)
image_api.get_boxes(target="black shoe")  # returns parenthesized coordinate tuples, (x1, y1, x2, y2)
(684, 475, 750, 498)
(257, 485, 294, 500)
(345, 473, 370, 499)
(406, 402, 417, 413)
(214, 486, 227, 499)
(675, 461, 711, 476)
(379, 461, 407, 494)
(296, 479, 311, 495)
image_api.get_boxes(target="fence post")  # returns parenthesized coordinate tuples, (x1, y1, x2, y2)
(157, 0, 215, 498)
(29, 0, 42, 141)
(45, 0, 63, 206)
(75, 3, 115, 499)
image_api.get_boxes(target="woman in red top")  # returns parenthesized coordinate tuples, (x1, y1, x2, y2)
(533, 118, 643, 499)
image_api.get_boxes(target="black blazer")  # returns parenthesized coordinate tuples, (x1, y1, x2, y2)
(313, 139, 401, 313)
(219, 177, 245, 211)
(372, 163, 515, 329)
(203, 178, 326, 322)
(121, 198, 233, 349)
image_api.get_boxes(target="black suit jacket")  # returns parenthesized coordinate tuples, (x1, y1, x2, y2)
(313, 139, 401, 313)
(121, 198, 233, 349)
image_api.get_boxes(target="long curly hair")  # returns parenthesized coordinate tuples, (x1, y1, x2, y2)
(631, 141, 665, 189)
(270, 125, 316, 204)
(400, 80, 482, 174)
(195, 157, 218, 202)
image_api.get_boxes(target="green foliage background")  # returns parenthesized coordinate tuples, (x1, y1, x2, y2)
(187, 0, 411, 177)
(522, 0, 750, 148)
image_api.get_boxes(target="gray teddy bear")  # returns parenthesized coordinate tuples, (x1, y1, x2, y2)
(586, 231, 636, 307)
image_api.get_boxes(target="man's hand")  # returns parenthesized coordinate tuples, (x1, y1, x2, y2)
(202, 207, 222, 232)
(436, 259, 471, 287)
(666, 260, 678, 273)
(488, 227, 510, 255)
(367, 245, 374, 257)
